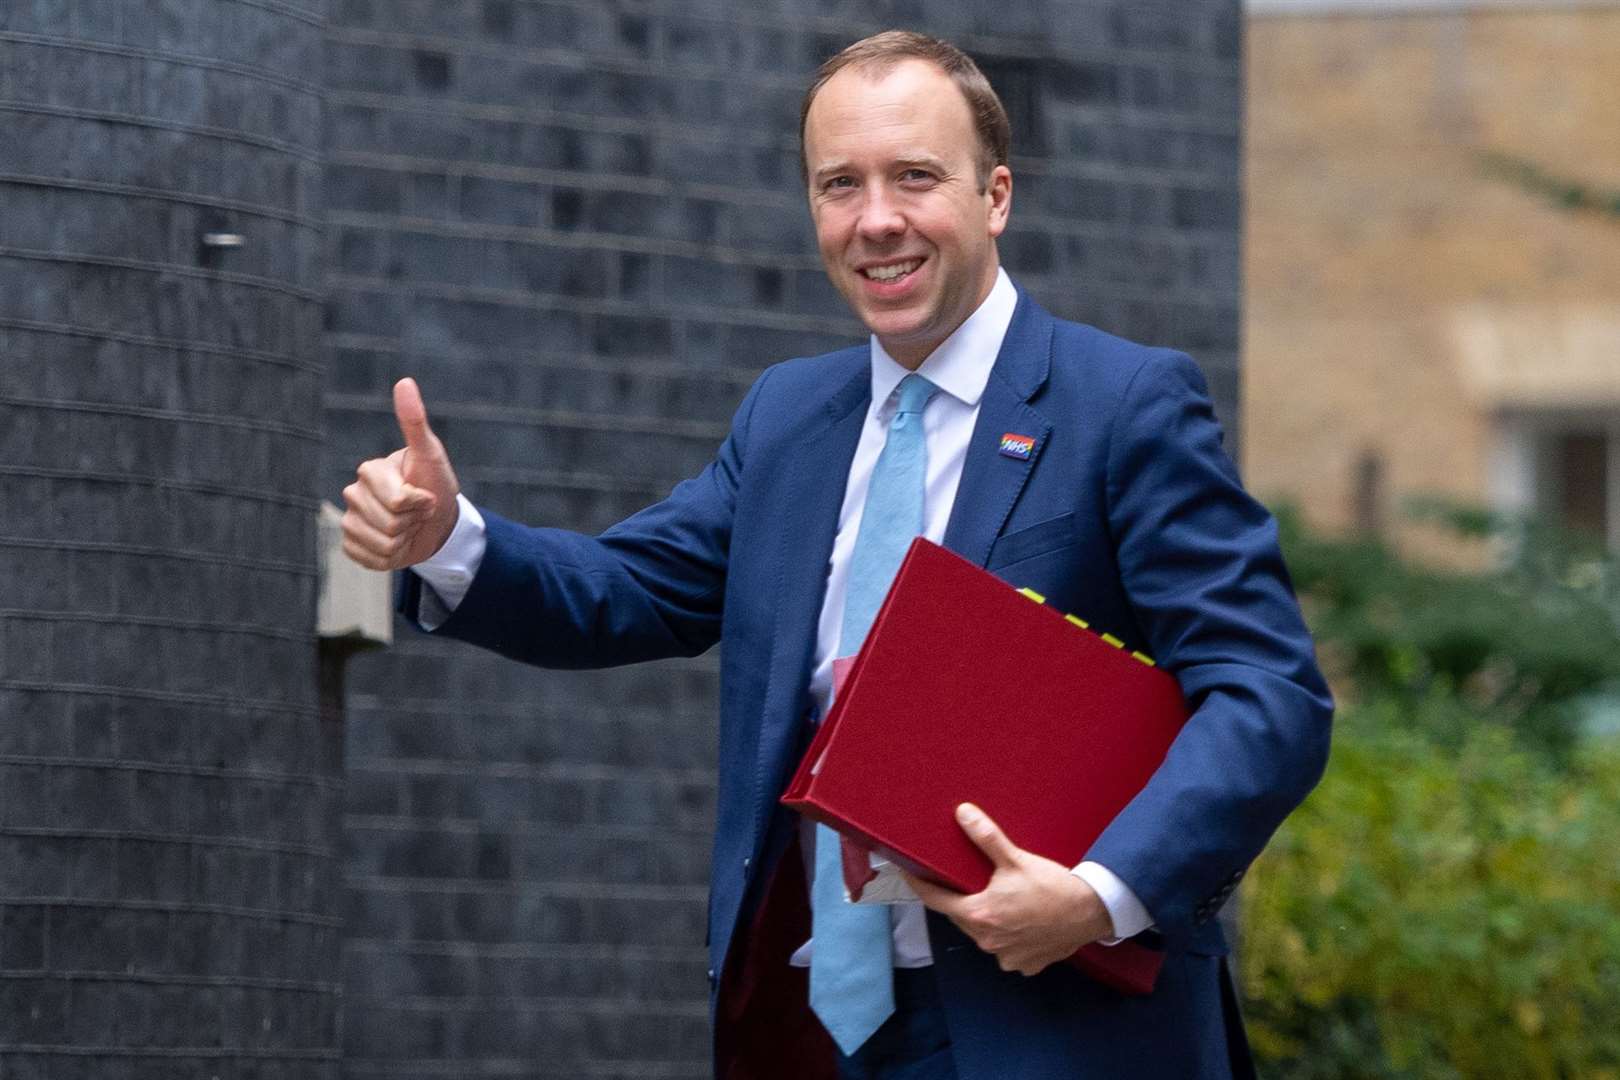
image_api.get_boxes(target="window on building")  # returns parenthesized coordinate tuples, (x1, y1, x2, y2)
(1490, 414, 1620, 549)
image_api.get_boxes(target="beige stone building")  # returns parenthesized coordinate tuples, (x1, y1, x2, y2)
(1244, 0, 1620, 552)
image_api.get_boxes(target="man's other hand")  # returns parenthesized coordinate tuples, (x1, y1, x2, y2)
(903, 803, 1114, 976)
(341, 378, 461, 570)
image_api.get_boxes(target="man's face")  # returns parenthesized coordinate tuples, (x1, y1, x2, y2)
(803, 59, 1012, 370)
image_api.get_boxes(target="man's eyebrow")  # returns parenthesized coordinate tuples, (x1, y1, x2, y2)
(810, 162, 854, 184)
(894, 155, 949, 171)
(810, 155, 951, 183)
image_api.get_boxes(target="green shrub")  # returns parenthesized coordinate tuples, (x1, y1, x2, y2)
(1275, 506, 1620, 763)
(1240, 700, 1620, 1079)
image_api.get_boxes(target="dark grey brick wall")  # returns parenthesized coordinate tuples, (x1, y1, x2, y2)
(0, 1, 338, 1077)
(326, 2, 1240, 1078)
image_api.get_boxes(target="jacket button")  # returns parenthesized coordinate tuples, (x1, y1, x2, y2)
(707, 968, 716, 982)
(742, 857, 751, 870)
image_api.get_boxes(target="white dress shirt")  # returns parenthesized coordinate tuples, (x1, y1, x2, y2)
(414, 267, 1152, 967)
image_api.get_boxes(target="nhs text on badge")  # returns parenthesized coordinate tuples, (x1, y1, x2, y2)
(999, 433, 1035, 460)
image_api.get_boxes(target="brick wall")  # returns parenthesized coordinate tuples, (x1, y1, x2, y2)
(0, 2, 338, 1077)
(324, 3, 1242, 1077)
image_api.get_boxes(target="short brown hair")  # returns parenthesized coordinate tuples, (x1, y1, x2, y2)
(798, 31, 1011, 191)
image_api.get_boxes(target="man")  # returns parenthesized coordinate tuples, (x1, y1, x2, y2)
(343, 31, 1332, 1080)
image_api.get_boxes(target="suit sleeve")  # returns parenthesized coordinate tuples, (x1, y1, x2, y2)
(398, 367, 772, 668)
(1084, 350, 1333, 948)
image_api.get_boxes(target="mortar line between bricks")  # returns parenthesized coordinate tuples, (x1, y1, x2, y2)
(322, 332, 764, 385)
(0, 609, 311, 643)
(0, 246, 325, 304)
(0, 825, 335, 859)
(0, 465, 321, 511)
(343, 816, 712, 841)
(325, 209, 818, 264)
(325, 273, 854, 335)
(0, 32, 324, 99)
(340, 939, 702, 959)
(0, 394, 322, 441)
(0, 670, 322, 709)
(0, 317, 323, 374)
(343, 696, 713, 720)
(0, 755, 340, 789)
(232, 0, 323, 25)
(0, 101, 321, 162)
(323, 393, 729, 440)
(0, 1044, 341, 1060)
(341, 876, 707, 900)
(0, 171, 320, 228)
(0, 970, 341, 993)
(351, 759, 715, 783)
(1012, 155, 1243, 188)
(0, 896, 342, 927)
(340, 1063, 707, 1079)
(0, 537, 315, 577)
(980, 212, 1241, 248)
(371, 635, 721, 668)
(347, 994, 709, 1015)
(421, 467, 673, 494)
(1011, 212, 1243, 248)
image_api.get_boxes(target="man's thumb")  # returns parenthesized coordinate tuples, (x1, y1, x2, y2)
(393, 377, 438, 455)
(956, 803, 1020, 869)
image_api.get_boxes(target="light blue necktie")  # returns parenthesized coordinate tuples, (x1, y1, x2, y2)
(810, 372, 939, 1055)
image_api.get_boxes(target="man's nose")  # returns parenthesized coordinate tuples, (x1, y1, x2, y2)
(855, 185, 905, 242)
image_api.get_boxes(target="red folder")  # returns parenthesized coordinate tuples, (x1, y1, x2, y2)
(781, 538, 1188, 996)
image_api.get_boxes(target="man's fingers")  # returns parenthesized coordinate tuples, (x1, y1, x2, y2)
(341, 501, 410, 562)
(341, 534, 392, 571)
(956, 803, 1021, 870)
(393, 377, 439, 457)
(344, 476, 428, 536)
(899, 870, 966, 915)
(354, 454, 436, 515)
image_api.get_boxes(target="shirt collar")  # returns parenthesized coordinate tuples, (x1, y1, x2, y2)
(869, 267, 1017, 416)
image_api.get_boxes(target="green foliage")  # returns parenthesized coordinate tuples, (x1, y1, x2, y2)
(1275, 504, 1620, 761)
(1243, 507, 1620, 1076)
(1241, 706, 1620, 1079)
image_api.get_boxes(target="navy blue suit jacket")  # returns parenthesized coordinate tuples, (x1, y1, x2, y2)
(406, 287, 1333, 1079)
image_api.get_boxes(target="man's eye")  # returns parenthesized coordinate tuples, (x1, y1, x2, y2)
(900, 169, 933, 183)
(823, 176, 855, 191)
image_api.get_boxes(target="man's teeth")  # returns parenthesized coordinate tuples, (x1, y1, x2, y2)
(863, 260, 921, 282)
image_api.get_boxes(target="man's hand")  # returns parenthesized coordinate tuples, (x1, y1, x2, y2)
(903, 803, 1114, 976)
(341, 378, 461, 570)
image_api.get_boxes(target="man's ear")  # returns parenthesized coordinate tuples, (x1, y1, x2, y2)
(986, 164, 1013, 238)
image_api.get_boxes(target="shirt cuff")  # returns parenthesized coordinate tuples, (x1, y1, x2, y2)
(1072, 861, 1155, 945)
(412, 494, 486, 629)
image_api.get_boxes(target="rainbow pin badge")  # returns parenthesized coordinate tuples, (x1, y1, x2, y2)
(999, 432, 1035, 460)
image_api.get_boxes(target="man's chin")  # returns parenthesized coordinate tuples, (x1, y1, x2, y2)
(869, 321, 946, 368)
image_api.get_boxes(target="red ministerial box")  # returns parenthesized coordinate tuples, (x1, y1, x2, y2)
(781, 538, 1188, 995)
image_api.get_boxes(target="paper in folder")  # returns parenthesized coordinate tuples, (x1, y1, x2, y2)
(781, 538, 1188, 996)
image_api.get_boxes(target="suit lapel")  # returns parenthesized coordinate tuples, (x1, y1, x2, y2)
(751, 358, 869, 842)
(943, 290, 1055, 567)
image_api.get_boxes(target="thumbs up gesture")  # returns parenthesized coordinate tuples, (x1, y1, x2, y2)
(341, 378, 462, 570)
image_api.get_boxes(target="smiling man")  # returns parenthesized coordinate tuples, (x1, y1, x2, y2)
(343, 30, 1331, 1080)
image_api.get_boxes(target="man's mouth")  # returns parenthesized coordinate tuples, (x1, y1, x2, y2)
(860, 259, 923, 282)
